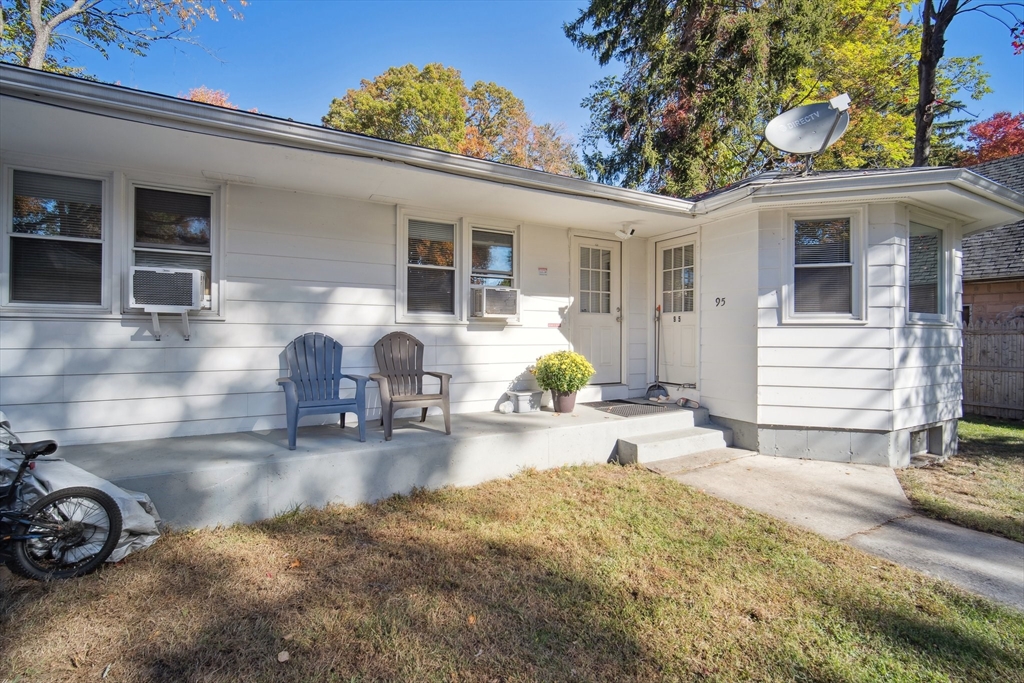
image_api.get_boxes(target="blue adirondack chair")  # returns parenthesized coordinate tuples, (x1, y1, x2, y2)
(277, 333, 368, 449)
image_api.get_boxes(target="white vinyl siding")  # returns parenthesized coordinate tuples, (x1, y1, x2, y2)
(756, 203, 964, 432)
(0, 185, 574, 445)
(701, 215, 758, 423)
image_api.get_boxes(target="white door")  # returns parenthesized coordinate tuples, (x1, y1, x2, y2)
(571, 236, 622, 384)
(657, 237, 698, 385)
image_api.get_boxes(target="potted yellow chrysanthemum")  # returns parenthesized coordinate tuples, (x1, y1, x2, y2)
(533, 350, 596, 413)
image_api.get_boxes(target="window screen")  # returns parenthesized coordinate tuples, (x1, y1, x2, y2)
(10, 170, 103, 304)
(407, 219, 456, 314)
(133, 188, 213, 305)
(471, 230, 514, 287)
(908, 222, 941, 315)
(793, 218, 852, 314)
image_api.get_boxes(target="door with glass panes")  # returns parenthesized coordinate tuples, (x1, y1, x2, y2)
(657, 237, 697, 385)
(570, 236, 622, 384)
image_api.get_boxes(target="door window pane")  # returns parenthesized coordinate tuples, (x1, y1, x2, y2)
(579, 246, 612, 314)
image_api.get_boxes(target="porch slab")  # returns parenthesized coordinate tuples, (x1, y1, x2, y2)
(55, 405, 703, 529)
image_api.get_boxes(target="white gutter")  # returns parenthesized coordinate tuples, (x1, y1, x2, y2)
(0, 64, 697, 217)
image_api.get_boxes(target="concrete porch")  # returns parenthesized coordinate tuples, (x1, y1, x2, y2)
(55, 402, 730, 529)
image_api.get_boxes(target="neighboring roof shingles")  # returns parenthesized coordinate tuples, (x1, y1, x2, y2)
(962, 154, 1024, 281)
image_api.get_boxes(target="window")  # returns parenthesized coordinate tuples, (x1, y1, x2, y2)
(406, 218, 457, 315)
(662, 244, 694, 314)
(579, 245, 611, 313)
(7, 170, 104, 306)
(471, 229, 514, 287)
(908, 221, 942, 317)
(793, 217, 853, 315)
(132, 187, 213, 309)
(397, 212, 519, 323)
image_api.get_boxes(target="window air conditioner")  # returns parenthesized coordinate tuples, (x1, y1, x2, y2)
(470, 287, 520, 319)
(129, 267, 205, 341)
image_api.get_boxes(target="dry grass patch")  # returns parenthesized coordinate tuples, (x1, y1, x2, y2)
(2, 465, 1023, 682)
(897, 417, 1024, 542)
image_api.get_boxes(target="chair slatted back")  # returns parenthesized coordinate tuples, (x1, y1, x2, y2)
(284, 333, 345, 402)
(374, 332, 425, 397)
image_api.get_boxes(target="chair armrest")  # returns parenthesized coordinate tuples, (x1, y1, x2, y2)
(276, 377, 298, 407)
(424, 371, 452, 380)
(369, 373, 392, 403)
(276, 377, 295, 386)
(424, 371, 452, 394)
(342, 373, 369, 385)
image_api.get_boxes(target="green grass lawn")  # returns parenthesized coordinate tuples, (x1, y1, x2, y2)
(897, 417, 1024, 543)
(2, 465, 1023, 682)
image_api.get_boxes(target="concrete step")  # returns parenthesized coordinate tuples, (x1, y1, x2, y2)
(576, 384, 630, 402)
(645, 447, 756, 475)
(616, 424, 733, 465)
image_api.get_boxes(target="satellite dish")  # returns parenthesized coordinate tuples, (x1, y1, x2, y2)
(765, 94, 852, 172)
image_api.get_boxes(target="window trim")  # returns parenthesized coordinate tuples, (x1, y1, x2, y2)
(466, 220, 521, 324)
(906, 209, 954, 326)
(124, 179, 224, 317)
(396, 208, 522, 325)
(781, 207, 867, 325)
(1, 162, 113, 314)
(396, 207, 464, 324)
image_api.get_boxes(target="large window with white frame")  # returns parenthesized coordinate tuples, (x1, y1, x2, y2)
(130, 185, 215, 310)
(5, 169, 106, 308)
(907, 220, 945, 320)
(397, 211, 519, 323)
(784, 209, 865, 322)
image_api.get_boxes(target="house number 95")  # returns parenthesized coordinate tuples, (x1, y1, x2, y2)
(715, 297, 726, 307)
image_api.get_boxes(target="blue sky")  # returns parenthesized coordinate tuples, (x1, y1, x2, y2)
(69, 0, 1023, 146)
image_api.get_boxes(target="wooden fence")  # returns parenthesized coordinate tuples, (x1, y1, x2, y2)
(963, 317, 1024, 420)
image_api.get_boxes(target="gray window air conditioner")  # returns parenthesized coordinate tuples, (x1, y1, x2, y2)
(470, 287, 520, 320)
(130, 267, 205, 341)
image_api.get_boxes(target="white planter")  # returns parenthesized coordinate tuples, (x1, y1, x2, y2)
(506, 390, 544, 413)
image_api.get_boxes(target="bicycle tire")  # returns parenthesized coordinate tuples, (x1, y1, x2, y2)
(7, 486, 123, 580)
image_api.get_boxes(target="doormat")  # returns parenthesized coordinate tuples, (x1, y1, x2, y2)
(583, 400, 668, 417)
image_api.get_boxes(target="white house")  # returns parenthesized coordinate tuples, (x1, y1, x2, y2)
(2, 64, 1021, 469)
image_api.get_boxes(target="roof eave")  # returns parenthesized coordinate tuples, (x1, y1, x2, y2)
(0, 63, 697, 217)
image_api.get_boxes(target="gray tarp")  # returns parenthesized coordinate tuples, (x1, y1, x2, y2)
(1, 455, 161, 563)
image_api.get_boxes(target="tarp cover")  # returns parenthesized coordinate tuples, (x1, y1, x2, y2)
(1, 455, 161, 563)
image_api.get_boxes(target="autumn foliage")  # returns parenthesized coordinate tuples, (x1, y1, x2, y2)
(961, 112, 1024, 165)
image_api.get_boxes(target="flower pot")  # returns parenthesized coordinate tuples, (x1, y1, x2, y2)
(551, 390, 577, 413)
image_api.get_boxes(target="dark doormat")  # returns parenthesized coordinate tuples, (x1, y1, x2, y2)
(583, 400, 668, 417)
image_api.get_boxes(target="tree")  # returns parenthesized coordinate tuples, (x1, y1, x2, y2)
(183, 85, 238, 109)
(0, 0, 245, 72)
(323, 63, 582, 176)
(566, 0, 835, 197)
(567, 0, 991, 196)
(960, 111, 1024, 164)
(181, 84, 257, 112)
(911, 0, 1023, 166)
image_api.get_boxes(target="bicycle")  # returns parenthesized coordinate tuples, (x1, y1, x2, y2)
(1, 419, 122, 580)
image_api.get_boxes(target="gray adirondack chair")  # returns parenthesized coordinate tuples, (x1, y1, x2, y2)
(370, 332, 451, 441)
(277, 332, 368, 449)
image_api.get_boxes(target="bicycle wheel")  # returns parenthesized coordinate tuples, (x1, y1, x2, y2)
(7, 486, 123, 580)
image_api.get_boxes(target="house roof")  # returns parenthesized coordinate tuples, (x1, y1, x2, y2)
(961, 154, 1024, 281)
(1, 63, 1022, 240)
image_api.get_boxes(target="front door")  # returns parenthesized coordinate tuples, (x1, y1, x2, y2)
(571, 236, 622, 384)
(657, 237, 698, 385)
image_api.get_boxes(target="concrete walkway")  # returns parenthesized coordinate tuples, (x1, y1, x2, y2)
(670, 455, 1024, 611)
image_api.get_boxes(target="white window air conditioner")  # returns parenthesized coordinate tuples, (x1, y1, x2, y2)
(130, 267, 205, 341)
(470, 287, 520, 320)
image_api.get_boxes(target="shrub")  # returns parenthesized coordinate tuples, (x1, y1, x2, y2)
(533, 351, 596, 394)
